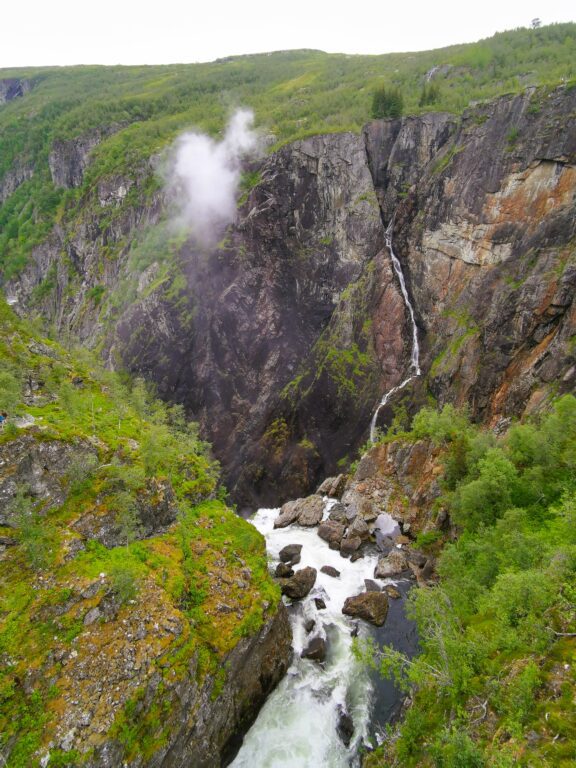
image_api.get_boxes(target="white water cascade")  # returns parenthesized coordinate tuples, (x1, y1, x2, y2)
(369, 221, 420, 443)
(230, 503, 401, 768)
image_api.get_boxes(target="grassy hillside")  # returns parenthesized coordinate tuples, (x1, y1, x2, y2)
(0, 299, 280, 766)
(0, 22, 575, 282)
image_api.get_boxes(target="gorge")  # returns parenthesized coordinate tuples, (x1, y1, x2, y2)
(1, 36, 576, 768)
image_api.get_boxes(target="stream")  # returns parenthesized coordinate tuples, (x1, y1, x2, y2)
(230, 505, 416, 768)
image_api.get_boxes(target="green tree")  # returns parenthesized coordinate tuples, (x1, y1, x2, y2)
(0, 369, 21, 413)
(371, 86, 404, 119)
(8, 487, 55, 570)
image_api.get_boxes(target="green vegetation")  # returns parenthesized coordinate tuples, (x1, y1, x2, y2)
(372, 85, 404, 118)
(362, 398, 576, 767)
(0, 299, 280, 766)
(0, 23, 575, 283)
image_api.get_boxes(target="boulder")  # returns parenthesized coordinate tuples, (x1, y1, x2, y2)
(297, 495, 325, 526)
(304, 618, 316, 633)
(275, 563, 294, 578)
(279, 544, 302, 564)
(301, 636, 326, 662)
(320, 565, 340, 578)
(337, 707, 354, 747)
(275, 496, 324, 528)
(314, 598, 327, 610)
(374, 549, 409, 579)
(274, 500, 300, 528)
(279, 567, 317, 600)
(317, 520, 345, 547)
(348, 516, 370, 541)
(364, 579, 381, 592)
(340, 536, 362, 557)
(384, 585, 402, 599)
(342, 592, 389, 626)
(350, 551, 364, 563)
(316, 474, 347, 499)
(328, 502, 347, 523)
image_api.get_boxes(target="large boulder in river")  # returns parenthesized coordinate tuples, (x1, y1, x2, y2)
(301, 636, 326, 662)
(297, 495, 325, 526)
(279, 544, 302, 564)
(374, 549, 408, 578)
(317, 520, 345, 548)
(342, 591, 389, 626)
(274, 500, 301, 528)
(279, 567, 317, 600)
(274, 495, 324, 528)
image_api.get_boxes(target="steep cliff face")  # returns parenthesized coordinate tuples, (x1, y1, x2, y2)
(371, 86, 576, 429)
(109, 133, 408, 506)
(5, 85, 575, 506)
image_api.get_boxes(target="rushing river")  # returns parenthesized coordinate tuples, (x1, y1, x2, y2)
(230, 503, 411, 768)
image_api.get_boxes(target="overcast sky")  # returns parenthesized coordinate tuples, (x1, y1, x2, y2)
(2, 0, 574, 68)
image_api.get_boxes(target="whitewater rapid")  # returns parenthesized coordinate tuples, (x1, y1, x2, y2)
(370, 221, 420, 443)
(230, 503, 399, 768)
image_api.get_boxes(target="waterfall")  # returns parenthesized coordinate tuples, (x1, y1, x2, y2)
(369, 221, 420, 443)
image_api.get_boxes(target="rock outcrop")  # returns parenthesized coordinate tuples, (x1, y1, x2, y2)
(0, 77, 31, 104)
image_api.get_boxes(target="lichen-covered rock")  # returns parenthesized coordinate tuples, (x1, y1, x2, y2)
(342, 591, 389, 626)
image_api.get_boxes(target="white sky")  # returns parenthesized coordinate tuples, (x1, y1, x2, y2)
(2, 0, 574, 68)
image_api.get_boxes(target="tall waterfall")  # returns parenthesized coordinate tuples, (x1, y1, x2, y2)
(369, 221, 420, 443)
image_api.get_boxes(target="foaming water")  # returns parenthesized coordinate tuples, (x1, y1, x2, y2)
(370, 221, 420, 443)
(230, 504, 396, 768)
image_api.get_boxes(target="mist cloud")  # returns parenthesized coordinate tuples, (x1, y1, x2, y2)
(165, 108, 258, 245)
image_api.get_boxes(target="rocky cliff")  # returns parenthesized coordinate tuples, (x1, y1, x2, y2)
(4, 84, 575, 508)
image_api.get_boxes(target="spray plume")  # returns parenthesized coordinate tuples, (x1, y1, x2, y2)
(165, 108, 258, 245)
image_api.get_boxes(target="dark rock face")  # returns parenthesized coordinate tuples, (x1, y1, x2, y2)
(278, 566, 317, 600)
(48, 126, 123, 189)
(0, 78, 31, 104)
(342, 591, 389, 626)
(110, 132, 409, 508)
